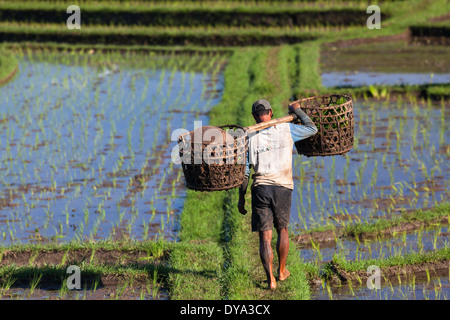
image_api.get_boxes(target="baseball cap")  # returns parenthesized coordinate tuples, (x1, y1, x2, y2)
(252, 99, 272, 114)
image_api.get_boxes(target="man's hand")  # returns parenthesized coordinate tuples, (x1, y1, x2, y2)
(238, 176, 249, 215)
(238, 195, 247, 215)
(288, 102, 300, 114)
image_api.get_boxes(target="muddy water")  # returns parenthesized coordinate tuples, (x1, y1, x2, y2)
(313, 274, 450, 300)
(0, 286, 169, 300)
(0, 52, 224, 244)
(320, 41, 450, 87)
(322, 71, 450, 87)
(300, 225, 450, 263)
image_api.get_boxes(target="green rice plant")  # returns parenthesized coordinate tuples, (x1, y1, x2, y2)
(28, 273, 43, 296)
(326, 283, 333, 300)
(0, 274, 16, 298)
(58, 278, 70, 299)
(425, 268, 431, 284)
(152, 267, 160, 299)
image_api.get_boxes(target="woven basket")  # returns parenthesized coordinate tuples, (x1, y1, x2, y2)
(292, 94, 354, 157)
(178, 125, 247, 191)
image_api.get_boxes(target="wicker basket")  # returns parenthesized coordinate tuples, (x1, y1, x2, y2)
(292, 94, 354, 157)
(178, 125, 247, 191)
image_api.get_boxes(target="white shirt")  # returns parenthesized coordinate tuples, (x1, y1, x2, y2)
(245, 122, 317, 190)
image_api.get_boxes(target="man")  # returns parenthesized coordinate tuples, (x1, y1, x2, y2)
(238, 99, 317, 290)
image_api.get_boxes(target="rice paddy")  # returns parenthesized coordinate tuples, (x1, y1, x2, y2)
(292, 98, 449, 232)
(293, 96, 450, 293)
(0, 0, 449, 303)
(0, 49, 226, 245)
(313, 274, 450, 300)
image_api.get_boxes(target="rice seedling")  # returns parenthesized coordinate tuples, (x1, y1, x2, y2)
(0, 48, 229, 243)
(28, 273, 43, 296)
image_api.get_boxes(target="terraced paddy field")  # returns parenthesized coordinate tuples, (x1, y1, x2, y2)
(292, 99, 450, 232)
(0, 50, 226, 244)
(0, 0, 449, 304)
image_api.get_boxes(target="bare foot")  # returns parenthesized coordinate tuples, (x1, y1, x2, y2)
(278, 269, 290, 281)
(267, 276, 277, 290)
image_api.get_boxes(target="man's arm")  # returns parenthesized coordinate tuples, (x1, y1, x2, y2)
(238, 150, 250, 215)
(288, 103, 318, 142)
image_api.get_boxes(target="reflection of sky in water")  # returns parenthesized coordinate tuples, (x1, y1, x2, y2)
(322, 71, 450, 87)
(312, 275, 450, 300)
(0, 55, 224, 244)
(290, 101, 450, 231)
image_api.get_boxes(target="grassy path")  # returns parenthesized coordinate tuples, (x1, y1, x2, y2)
(169, 45, 311, 300)
(167, 0, 450, 296)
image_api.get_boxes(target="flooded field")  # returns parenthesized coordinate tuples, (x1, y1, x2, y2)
(320, 41, 450, 87)
(292, 97, 450, 284)
(291, 39, 450, 301)
(0, 283, 169, 300)
(291, 99, 450, 232)
(300, 224, 450, 263)
(0, 51, 225, 245)
(313, 273, 450, 300)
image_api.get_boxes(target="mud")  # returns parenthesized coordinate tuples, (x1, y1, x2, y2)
(327, 260, 450, 287)
(0, 248, 168, 267)
(0, 52, 225, 243)
(296, 229, 341, 246)
(0, 285, 169, 300)
(0, 65, 19, 86)
(295, 215, 449, 248)
(0, 248, 170, 300)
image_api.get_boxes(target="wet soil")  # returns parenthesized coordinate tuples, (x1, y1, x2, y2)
(295, 215, 449, 248)
(321, 39, 450, 74)
(0, 65, 19, 86)
(0, 285, 169, 300)
(0, 248, 168, 267)
(0, 248, 170, 300)
(326, 260, 450, 287)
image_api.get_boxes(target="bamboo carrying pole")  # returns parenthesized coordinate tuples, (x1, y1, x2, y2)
(243, 114, 297, 133)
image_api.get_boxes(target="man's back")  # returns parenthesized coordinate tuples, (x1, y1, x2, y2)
(248, 123, 294, 189)
(245, 121, 318, 190)
(238, 99, 318, 290)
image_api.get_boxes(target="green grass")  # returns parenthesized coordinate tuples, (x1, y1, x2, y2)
(0, 1, 374, 27)
(0, 22, 320, 46)
(172, 45, 312, 300)
(426, 85, 450, 99)
(345, 203, 450, 238)
(178, 190, 229, 243)
(0, 238, 173, 255)
(0, 50, 18, 85)
(168, 242, 225, 300)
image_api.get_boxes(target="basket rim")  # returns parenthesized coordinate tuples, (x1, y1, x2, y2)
(296, 145, 353, 156)
(178, 124, 246, 142)
(289, 94, 353, 110)
(299, 149, 352, 157)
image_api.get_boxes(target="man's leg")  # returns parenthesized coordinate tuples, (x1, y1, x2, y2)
(276, 226, 290, 281)
(259, 229, 276, 290)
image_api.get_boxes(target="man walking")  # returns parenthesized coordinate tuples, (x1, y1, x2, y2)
(238, 99, 317, 290)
